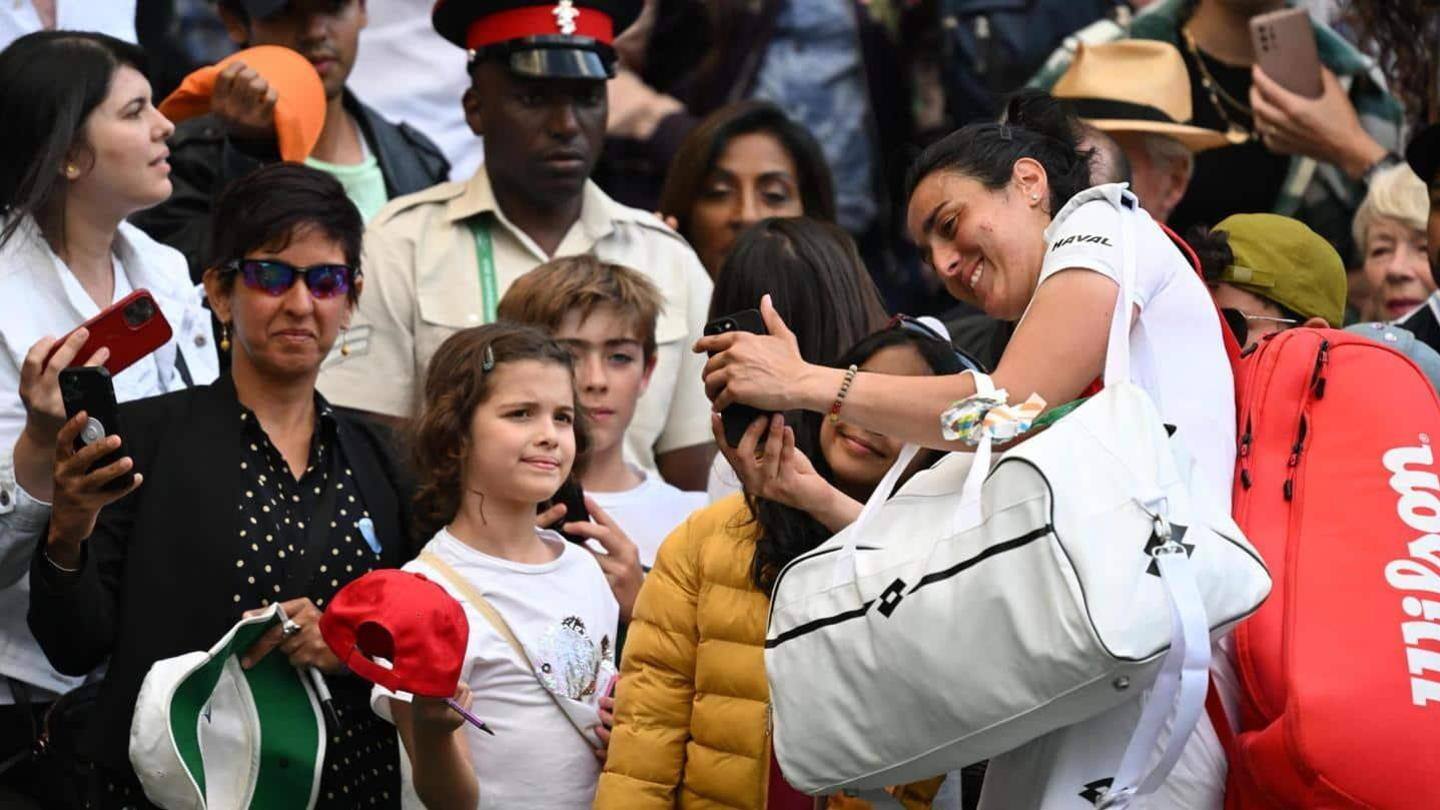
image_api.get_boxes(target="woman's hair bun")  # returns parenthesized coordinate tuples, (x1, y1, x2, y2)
(1003, 89, 1082, 152)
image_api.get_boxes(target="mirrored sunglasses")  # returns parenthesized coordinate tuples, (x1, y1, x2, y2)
(226, 259, 357, 300)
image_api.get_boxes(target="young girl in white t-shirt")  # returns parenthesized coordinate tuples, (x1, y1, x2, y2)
(375, 323, 620, 810)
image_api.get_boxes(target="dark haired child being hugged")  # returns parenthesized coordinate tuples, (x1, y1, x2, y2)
(374, 323, 621, 809)
(594, 323, 960, 809)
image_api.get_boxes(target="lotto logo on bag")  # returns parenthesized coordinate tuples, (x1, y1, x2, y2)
(1382, 436, 1440, 708)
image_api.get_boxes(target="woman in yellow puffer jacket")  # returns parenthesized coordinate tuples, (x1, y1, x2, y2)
(596, 325, 977, 809)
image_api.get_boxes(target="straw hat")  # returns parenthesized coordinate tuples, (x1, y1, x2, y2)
(1053, 40, 1230, 153)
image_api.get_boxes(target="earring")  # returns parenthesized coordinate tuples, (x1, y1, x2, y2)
(64, 164, 79, 179)
(219, 322, 231, 352)
(1029, 193, 1039, 202)
(339, 328, 350, 356)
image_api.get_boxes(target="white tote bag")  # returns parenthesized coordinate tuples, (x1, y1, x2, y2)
(762, 190, 1270, 808)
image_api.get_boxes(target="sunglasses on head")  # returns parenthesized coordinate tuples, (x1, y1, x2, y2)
(224, 259, 358, 299)
(885, 314, 987, 375)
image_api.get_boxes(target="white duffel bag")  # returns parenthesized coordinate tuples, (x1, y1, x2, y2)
(763, 190, 1271, 808)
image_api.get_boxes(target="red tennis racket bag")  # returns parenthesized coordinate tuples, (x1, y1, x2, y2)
(1219, 327, 1440, 808)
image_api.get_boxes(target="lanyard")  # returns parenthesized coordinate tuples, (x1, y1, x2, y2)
(469, 216, 499, 323)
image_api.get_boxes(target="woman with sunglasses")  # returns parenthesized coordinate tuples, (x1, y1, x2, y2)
(28, 163, 412, 809)
(0, 32, 219, 805)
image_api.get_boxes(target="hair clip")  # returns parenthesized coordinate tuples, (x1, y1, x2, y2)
(482, 345, 495, 372)
(999, 124, 1013, 142)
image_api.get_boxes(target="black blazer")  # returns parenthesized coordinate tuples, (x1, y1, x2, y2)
(28, 375, 414, 773)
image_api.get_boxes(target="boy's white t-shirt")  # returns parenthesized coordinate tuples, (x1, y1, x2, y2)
(373, 527, 619, 810)
(980, 185, 1237, 810)
(588, 468, 706, 567)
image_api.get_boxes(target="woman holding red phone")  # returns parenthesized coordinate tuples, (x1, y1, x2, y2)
(28, 163, 413, 809)
(0, 31, 218, 806)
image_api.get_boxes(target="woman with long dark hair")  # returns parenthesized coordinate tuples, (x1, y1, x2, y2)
(702, 216, 886, 501)
(595, 323, 964, 809)
(659, 101, 836, 278)
(0, 31, 217, 805)
(698, 90, 1238, 807)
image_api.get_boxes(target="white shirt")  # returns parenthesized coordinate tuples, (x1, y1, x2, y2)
(0, 1, 136, 49)
(347, 0, 481, 179)
(374, 528, 618, 809)
(0, 216, 218, 701)
(588, 468, 706, 568)
(980, 185, 1237, 810)
(1036, 185, 1236, 509)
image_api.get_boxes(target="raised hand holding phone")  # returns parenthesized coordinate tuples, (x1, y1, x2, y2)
(46, 409, 143, 567)
(559, 498, 643, 623)
(703, 308, 771, 447)
(1247, 8, 1387, 178)
(41, 290, 172, 378)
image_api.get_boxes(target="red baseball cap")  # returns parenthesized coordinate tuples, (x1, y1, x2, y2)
(319, 570, 469, 699)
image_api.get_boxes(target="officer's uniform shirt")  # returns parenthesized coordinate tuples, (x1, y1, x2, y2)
(317, 168, 714, 476)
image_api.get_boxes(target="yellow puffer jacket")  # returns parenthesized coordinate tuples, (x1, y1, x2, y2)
(595, 494, 941, 809)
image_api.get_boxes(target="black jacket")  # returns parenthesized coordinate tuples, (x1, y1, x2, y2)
(131, 89, 450, 283)
(28, 375, 414, 774)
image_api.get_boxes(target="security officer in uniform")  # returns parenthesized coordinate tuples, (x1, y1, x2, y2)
(318, 0, 716, 490)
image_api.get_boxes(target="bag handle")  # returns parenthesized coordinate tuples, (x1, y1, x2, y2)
(1096, 191, 1212, 807)
(418, 551, 595, 744)
(1099, 517, 1212, 808)
(1102, 188, 1138, 388)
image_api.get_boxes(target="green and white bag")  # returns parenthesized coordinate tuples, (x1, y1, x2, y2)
(129, 604, 326, 810)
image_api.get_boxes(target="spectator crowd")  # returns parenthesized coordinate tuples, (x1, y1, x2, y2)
(0, 0, 1438, 809)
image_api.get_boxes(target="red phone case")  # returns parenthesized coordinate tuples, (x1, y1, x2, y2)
(44, 290, 173, 376)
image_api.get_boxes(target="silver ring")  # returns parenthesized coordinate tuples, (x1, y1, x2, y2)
(281, 618, 302, 638)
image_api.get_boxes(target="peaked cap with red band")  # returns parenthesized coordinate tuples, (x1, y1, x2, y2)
(432, 0, 641, 79)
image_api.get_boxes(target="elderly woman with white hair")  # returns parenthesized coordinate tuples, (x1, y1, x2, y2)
(1353, 163, 1434, 321)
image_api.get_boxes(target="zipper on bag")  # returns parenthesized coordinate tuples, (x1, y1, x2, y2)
(1282, 339, 1327, 501)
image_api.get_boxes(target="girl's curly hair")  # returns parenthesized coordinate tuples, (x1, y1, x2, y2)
(411, 322, 589, 542)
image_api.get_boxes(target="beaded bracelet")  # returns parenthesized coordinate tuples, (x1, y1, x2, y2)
(828, 365, 859, 423)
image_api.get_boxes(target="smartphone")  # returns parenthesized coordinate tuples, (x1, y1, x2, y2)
(541, 478, 592, 544)
(58, 367, 135, 492)
(1251, 8, 1322, 99)
(703, 309, 771, 448)
(43, 290, 173, 376)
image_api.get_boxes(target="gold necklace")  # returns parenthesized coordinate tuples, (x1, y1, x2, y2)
(1181, 26, 1256, 145)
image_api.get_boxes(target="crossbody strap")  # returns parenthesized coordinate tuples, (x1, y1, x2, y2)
(418, 551, 594, 744)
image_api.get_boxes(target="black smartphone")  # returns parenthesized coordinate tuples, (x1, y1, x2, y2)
(58, 367, 134, 492)
(704, 309, 771, 447)
(541, 478, 592, 544)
